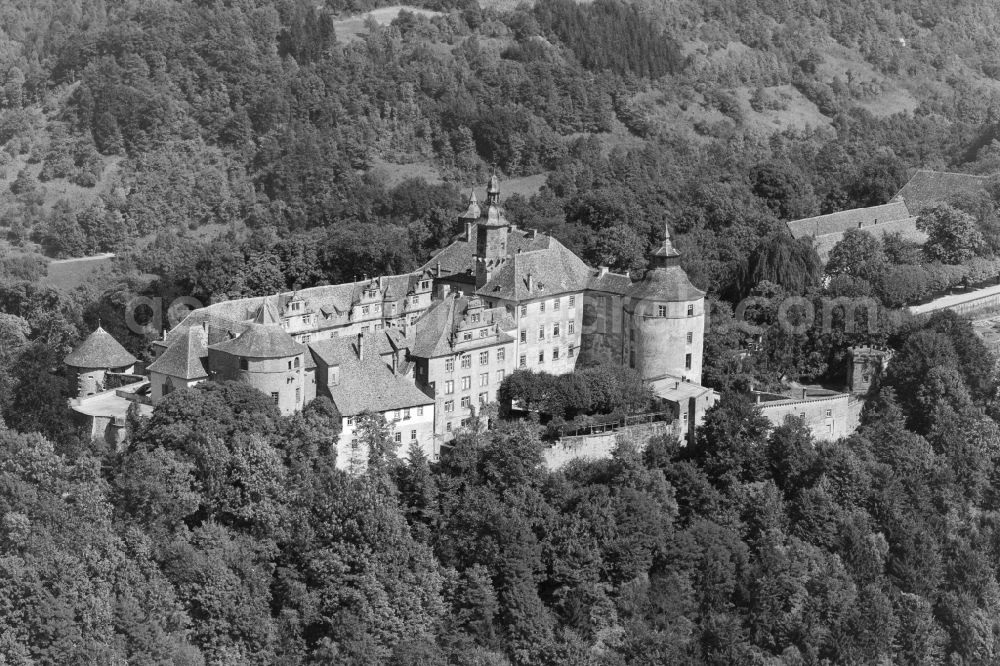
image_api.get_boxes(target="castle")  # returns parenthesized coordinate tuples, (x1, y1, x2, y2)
(67, 176, 716, 465)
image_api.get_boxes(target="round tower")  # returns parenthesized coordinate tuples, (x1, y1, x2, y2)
(64, 324, 138, 398)
(623, 227, 705, 383)
(207, 322, 309, 415)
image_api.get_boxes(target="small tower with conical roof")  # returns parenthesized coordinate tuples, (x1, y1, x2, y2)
(64, 323, 138, 398)
(623, 226, 705, 383)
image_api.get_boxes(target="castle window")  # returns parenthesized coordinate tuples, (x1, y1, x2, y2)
(538, 326, 544, 341)
(569, 296, 576, 308)
(553, 347, 560, 360)
(288, 360, 293, 370)
(462, 376, 471, 390)
(294, 356, 300, 368)
(799, 413, 805, 419)
(347, 417, 354, 425)
(568, 346, 575, 358)
(411, 429, 417, 440)
(497, 348, 505, 361)
(461, 355, 471, 368)
(520, 305, 527, 317)
(629, 351, 635, 367)
(361, 325, 370, 333)
(271, 392, 279, 404)
(395, 432, 402, 443)
(479, 351, 489, 364)
(553, 322, 560, 337)
(685, 353, 692, 370)
(446, 421, 452, 431)
(471, 313, 480, 323)
(569, 321, 575, 335)
(480, 373, 488, 386)
(687, 304, 694, 316)
(445, 400, 454, 412)
(302, 316, 309, 325)
(463, 332, 472, 341)
(392, 410, 401, 421)
(417, 406, 424, 416)
(480, 329, 489, 338)
(446, 359, 454, 372)
(540, 301, 545, 313)
(479, 392, 488, 405)
(519, 355, 526, 368)
(445, 380, 454, 394)
(538, 350, 545, 363)
(461, 396, 471, 409)
(497, 370, 505, 383)
(240, 358, 249, 370)
(554, 298, 560, 311)
(421, 280, 429, 289)
(658, 305, 667, 317)
(520, 330, 526, 343)
(295, 388, 301, 402)
(686, 332, 693, 344)
(403, 408, 411, 420)
(362, 306, 370, 315)
(825, 409, 833, 418)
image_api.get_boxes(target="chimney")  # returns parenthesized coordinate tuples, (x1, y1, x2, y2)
(528, 229, 537, 239)
(438, 283, 451, 299)
(465, 221, 473, 241)
(436, 261, 442, 277)
(598, 266, 608, 277)
(526, 272, 534, 292)
(330, 363, 340, 386)
(801, 388, 807, 399)
(357, 332, 364, 361)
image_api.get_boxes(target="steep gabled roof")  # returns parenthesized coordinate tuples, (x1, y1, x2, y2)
(147, 327, 209, 380)
(309, 335, 432, 416)
(411, 295, 515, 358)
(254, 296, 282, 325)
(893, 169, 994, 214)
(420, 223, 551, 276)
(786, 201, 912, 239)
(210, 323, 306, 359)
(65, 325, 137, 369)
(477, 237, 592, 301)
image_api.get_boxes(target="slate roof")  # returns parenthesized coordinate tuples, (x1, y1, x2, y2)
(588, 270, 633, 294)
(65, 326, 137, 369)
(810, 216, 928, 261)
(210, 323, 307, 359)
(626, 265, 705, 302)
(420, 223, 551, 275)
(477, 237, 593, 301)
(309, 334, 432, 416)
(786, 201, 912, 239)
(147, 327, 209, 380)
(411, 295, 515, 358)
(892, 169, 994, 214)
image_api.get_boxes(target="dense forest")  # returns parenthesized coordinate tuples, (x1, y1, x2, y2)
(6, 0, 1000, 662)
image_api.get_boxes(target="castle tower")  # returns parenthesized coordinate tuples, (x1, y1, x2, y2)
(475, 174, 509, 289)
(847, 346, 891, 394)
(64, 324, 137, 398)
(623, 226, 705, 383)
(207, 323, 309, 415)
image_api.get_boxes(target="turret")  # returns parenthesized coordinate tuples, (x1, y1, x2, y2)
(623, 226, 705, 383)
(475, 173, 510, 288)
(64, 323, 137, 398)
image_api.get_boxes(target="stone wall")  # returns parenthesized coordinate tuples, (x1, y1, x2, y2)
(543, 421, 676, 470)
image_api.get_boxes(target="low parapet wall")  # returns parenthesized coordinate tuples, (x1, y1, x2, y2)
(908, 283, 1000, 317)
(544, 421, 676, 470)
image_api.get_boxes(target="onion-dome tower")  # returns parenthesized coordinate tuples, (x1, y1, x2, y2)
(623, 226, 705, 383)
(64, 323, 137, 397)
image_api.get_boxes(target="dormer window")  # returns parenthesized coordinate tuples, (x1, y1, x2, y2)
(421, 280, 429, 290)
(471, 313, 480, 323)
(290, 301, 302, 312)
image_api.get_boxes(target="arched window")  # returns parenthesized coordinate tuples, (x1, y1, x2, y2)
(240, 358, 248, 371)
(294, 356, 301, 368)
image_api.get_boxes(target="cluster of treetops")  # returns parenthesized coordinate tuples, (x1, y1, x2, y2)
(3, 306, 1000, 664)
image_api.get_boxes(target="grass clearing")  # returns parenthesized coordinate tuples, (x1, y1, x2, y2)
(332, 5, 443, 42)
